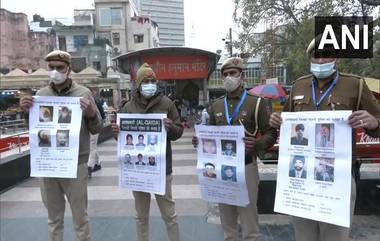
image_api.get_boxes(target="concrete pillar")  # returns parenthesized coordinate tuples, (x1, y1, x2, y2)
(199, 78, 209, 105)
(112, 87, 120, 108)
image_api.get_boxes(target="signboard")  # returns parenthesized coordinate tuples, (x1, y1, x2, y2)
(143, 55, 209, 80)
(356, 128, 380, 162)
(266, 77, 278, 84)
(0, 135, 29, 153)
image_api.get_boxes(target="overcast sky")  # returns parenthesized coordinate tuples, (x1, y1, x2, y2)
(1, 0, 237, 53)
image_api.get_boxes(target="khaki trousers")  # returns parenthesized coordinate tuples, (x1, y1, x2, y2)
(293, 177, 357, 241)
(39, 163, 90, 241)
(132, 174, 180, 241)
(219, 162, 260, 241)
(88, 134, 100, 168)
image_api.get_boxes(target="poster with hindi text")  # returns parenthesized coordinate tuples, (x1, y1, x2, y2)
(195, 125, 249, 206)
(274, 111, 352, 227)
(29, 96, 82, 178)
(117, 113, 167, 195)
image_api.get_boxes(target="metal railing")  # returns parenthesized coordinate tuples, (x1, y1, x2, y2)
(0, 119, 28, 136)
(0, 131, 29, 159)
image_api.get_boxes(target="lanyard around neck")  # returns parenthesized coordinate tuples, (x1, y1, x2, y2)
(312, 72, 339, 110)
(224, 89, 247, 125)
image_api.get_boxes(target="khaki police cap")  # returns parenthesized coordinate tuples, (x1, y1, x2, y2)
(45, 50, 71, 64)
(221, 57, 245, 73)
(306, 39, 315, 57)
(136, 63, 157, 88)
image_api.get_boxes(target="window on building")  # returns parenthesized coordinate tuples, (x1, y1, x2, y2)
(112, 32, 120, 46)
(253, 68, 261, 85)
(134, 34, 144, 43)
(99, 9, 111, 26)
(58, 36, 67, 51)
(99, 8, 122, 26)
(73, 35, 89, 49)
(276, 66, 285, 83)
(111, 8, 122, 25)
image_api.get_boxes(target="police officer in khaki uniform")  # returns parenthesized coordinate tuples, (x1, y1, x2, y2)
(193, 57, 277, 241)
(20, 50, 103, 241)
(270, 39, 380, 241)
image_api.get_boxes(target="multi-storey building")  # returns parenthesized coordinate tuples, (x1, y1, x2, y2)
(0, 9, 55, 73)
(139, 0, 184, 47)
(94, 0, 159, 54)
(54, 10, 96, 53)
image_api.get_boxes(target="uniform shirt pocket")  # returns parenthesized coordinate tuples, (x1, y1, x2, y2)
(293, 96, 312, 111)
(330, 96, 355, 111)
(214, 113, 226, 125)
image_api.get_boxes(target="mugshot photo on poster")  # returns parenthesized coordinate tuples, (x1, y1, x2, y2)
(39, 106, 53, 122)
(202, 138, 217, 155)
(221, 139, 237, 157)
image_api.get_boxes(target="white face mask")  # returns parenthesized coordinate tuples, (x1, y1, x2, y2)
(223, 75, 242, 92)
(310, 61, 336, 79)
(49, 70, 67, 85)
(141, 83, 157, 98)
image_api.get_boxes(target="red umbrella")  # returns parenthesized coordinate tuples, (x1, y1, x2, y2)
(248, 83, 287, 100)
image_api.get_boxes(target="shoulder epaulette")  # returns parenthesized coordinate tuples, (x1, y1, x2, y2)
(246, 92, 260, 99)
(287, 74, 313, 86)
(339, 72, 362, 80)
(293, 74, 312, 83)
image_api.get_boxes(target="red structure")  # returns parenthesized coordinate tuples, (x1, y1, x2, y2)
(114, 47, 220, 105)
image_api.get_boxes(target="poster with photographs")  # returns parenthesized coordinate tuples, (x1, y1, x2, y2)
(195, 125, 249, 206)
(29, 96, 82, 178)
(274, 111, 352, 227)
(117, 113, 167, 195)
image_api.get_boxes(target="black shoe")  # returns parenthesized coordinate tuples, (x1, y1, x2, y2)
(92, 164, 102, 172)
(88, 167, 92, 178)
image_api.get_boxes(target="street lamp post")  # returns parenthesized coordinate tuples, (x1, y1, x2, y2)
(228, 28, 232, 57)
(222, 28, 233, 57)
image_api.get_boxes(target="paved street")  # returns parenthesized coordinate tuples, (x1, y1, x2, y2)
(1, 129, 379, 241)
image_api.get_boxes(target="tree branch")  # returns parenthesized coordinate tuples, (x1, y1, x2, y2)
(280, 0, 301, 25)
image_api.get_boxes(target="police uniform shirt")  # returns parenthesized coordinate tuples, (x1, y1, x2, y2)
(285, 72, 380, 164)
(209, 87, 277, 164)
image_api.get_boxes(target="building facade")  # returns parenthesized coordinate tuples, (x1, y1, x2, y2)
(52, 9, 114, 75)
(94, 0, 159, 54)
(128, 16, 159, 50)
(94, 0, 133, 54)
(0, 9, 55, 73)
(54, 25, 95, 53)
(139, 0, 184, 47)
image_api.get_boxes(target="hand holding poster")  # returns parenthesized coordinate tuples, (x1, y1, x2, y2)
(195, 125, 249, 206)
(29, 96, 82, 178)
(274, 111, 352, 227)
(117, 114, 167, 195)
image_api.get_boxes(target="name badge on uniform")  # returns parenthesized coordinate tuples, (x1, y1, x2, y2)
(216, 112, 223, 117)
(293, 95, 304, 100)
